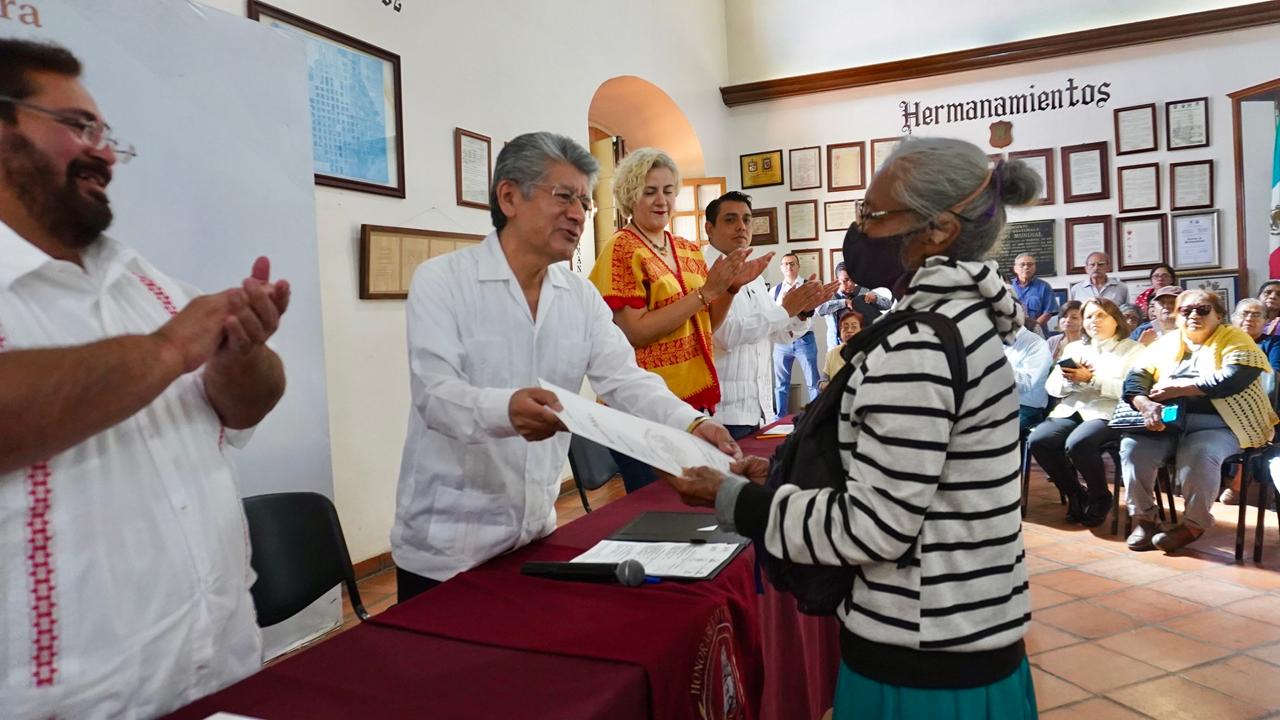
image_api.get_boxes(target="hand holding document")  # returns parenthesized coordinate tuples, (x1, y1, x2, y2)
(538, 379, 732, 477)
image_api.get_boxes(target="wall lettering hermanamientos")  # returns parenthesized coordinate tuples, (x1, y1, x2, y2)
(378, 0, 403, 13)
(0, 0, 42, 27)
(900, 77, 1111, 134)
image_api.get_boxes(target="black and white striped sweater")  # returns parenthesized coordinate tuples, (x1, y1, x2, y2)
(731, 257, 1028, 668)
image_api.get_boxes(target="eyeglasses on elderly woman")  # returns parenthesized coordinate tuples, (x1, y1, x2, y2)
(1177, 304, 1213, 318)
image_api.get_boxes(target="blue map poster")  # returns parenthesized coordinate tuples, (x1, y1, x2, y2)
(262, 14, 402, 195)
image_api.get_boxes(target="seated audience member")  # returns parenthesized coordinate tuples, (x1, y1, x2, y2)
(1120, 290, 1278, 552)
(1133, 264, 1177, 313)
(818, 309, 862, 392)
(1029, 298, 1142, 526)
(1129, 285, 1180, 345)
(1046, 300, 1084, 361)
(1010, 252, 1058, 335)
(1261, 279, 1280, 335)
(665, 136, 1041, 719)
(1004, 324, 1053, 438)
(1119, 303, 1143, 336)
(1219, 297, 1280, 504)
(0, 40, 289, 717)
(1069, 252, 1128, 305)
(817, 262, 889, 348)
(393, 133, 740, 599)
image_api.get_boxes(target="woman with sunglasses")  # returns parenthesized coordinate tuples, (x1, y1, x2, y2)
(1120, 290, 1278, 552)
(1029, 298, 1142, 526)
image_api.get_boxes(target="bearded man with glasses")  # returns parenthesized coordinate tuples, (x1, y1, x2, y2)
(0, 40, 290, 718)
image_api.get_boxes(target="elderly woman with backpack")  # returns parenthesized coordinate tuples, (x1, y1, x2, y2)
(664, 137, 1042, 719)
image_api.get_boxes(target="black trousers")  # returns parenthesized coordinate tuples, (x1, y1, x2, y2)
(1027, 415, 1121, 501)
(396, 566, 442, 603)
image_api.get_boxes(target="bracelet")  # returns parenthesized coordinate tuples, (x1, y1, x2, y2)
(687, 415, 711, 433)
(694, 288, 712, 307)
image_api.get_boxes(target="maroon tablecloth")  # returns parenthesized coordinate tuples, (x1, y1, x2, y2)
(163, 624, 649, 720)
(736, 418, 842, 720)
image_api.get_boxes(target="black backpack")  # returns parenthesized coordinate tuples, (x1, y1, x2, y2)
(762, 311, 969, 616)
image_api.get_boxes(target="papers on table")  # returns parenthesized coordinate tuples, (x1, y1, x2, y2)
(539, 379, 732, 477)
(572, 540, 741, 580)
(757, 424, 794, 438)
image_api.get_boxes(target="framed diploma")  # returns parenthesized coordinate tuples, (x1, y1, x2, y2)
(1115, 214, 1168, 271)
(1169, 159, 1214, 211)
(454, 128, 491, 210)
(1180, 273, 1238, 309)
(750, 207, 778, 246)
(1171, 210, 1220, 270)
(1113, 103, 1158, 155)
(249, 1, 406, 198)
(788, 146, 821, 190)
(793, 249, 823, 284)
(829, 248, 844, 281)
(740, 149, 784, 189)
(870, 137, 902, 176)
(827, 141, 866, 192)
(1008, 148, 1055, 206)
(1122, 276, 1150, 300)
(824, 200, 858, 232)
(1061, 142, 1110, 203)
(1166, 97, 1210, 151)
(785, 200, 818, 242)
(1064, 215, 1112, 274)
(1117, 163, 1160, 213)
(359, 224, 483, 299)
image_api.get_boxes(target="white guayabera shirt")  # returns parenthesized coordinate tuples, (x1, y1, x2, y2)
(0, 221, 260, 719)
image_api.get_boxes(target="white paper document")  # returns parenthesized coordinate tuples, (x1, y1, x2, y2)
(540, 379, 732, 476)
(759, 424, 794, 437)
(572, 540, 740, 579)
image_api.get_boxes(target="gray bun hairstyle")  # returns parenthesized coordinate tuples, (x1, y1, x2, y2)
(880, 137, 1042, 262)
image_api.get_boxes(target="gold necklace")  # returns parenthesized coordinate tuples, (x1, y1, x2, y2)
(632, 224, 669, 254)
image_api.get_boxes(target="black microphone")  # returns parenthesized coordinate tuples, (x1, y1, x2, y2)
(520, 559, 647, 587)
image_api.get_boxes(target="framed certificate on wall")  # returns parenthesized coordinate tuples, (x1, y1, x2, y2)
(788, 146, 821, 190)
(1061, 141, 1110, 203)
(1170, 159, 1214, 210)
(1171, 210, 1219, 270)
(1115, 214, 1168, 271)
(785, 200, 818, 242)
(827, 141, 866, 192)
(1166, 97, 1210, 151)
(793, 248, 823, 283)
(750, 207, 778, 246)
(1008, 148, 1055, 206)
(1117, 163, 1160, 213)
(1065, 215, 1112, 274)
(824, 200, 858, 232)
(740, 149, 785, 189)
(1113, 103, 1158, 155)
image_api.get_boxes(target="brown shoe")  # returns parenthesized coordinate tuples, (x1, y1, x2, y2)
(1127, 519, 1158, 552)
(1152, 524, 1203, 553)
(1220, 488, 1240, 505)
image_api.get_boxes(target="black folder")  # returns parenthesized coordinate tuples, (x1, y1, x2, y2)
(609, 511, 749, 545)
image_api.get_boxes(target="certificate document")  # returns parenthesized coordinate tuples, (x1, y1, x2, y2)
(1072, 222, 1106, 267)
(1070, 150, 1103, 196)
(540, 380, 732, 477)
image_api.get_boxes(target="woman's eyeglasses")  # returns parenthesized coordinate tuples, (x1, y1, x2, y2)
(1178, 304, 1213, 318)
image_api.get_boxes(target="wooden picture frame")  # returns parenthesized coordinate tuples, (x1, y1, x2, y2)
(785, 200, 818, 242)
(827, 141, 866, 192)
(454, 128, 491, 210)
(824, 200, 858, 233)
(869, 137, 902, 176)
(359, 224, 483, 299)
(1170, 210, 1220, 270)
(750, 207, 778, 246)
(1064, 215, 1112, 274)
(828, 248, 844, 281)
(1180, 272, 1238, 309)
(1113, 103, 1158, 155)
(1115, 214, 1169, 271)
(1166, 97, 1210, 151)
(793, 248, 823, 284)
(788, 146, 822, 190)
(1117, 163, 1161, 213)
(249, 1, 406, 198)
(1008, 148, 1055, 206)
(1170, 159, 1214, 211)
(740, 149, 784, 189)
(1061, 141, 1110, 203)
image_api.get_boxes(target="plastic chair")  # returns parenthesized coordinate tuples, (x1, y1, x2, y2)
(242, 492, 367, 628)
(567, 434, 621, 513)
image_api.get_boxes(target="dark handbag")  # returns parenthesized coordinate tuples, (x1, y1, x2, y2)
(1108, 397, 1185, 433)
(760, 311, 968, 616)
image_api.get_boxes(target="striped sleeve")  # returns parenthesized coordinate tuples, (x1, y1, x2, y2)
(760, 330, 955, 566)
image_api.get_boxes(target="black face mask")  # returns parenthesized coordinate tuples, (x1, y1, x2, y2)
(842, 223, 926, 298)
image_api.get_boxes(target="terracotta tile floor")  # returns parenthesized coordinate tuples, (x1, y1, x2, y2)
(326, 468, 1280, 718)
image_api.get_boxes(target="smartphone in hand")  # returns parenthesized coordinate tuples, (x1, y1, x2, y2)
(1057, 358, 1079, 369)
(1160, 404, 1180, 423)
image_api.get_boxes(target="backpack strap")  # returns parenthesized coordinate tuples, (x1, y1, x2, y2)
(838, 311, 968, 415)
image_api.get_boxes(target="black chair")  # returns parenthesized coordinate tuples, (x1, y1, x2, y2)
(1019, 432, 1067, 519)
(567, 434, 620, 513)
(1108, 438, 1178, 537)
(1233, 444, 1279, 562)
(242, 492, 367, 627)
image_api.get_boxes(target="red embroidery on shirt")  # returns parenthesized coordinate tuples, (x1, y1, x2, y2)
(26, 461, 58, 687)
(132, 272, 179, 318)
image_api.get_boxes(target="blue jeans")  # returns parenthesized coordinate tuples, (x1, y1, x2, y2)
(773, 332, 819, 420)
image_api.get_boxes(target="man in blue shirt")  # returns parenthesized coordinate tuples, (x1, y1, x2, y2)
(1010, 253, 1058, 335)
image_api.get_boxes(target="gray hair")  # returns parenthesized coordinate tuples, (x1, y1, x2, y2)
(1235, 298, 1266, 317)
(882, 137, 1041, 262)
(490, 132, 600, 231)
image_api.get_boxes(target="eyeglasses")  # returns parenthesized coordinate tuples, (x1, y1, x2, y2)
(529, 182, 596, 215)
(1178, 304, 1213, 318)
(0, 96, 136, 163)
(1237, 310, 1264, 319)
(853, 198, 917, 227)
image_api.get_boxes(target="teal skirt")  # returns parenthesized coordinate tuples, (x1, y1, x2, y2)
(832, 657, 1037, 720)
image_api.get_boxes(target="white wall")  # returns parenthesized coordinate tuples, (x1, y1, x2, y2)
(726, 25, 1280, 358)
(725, 0, 1259, 84)
(1242, 101, 1277, 295)
(196, 0, 731, 562)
